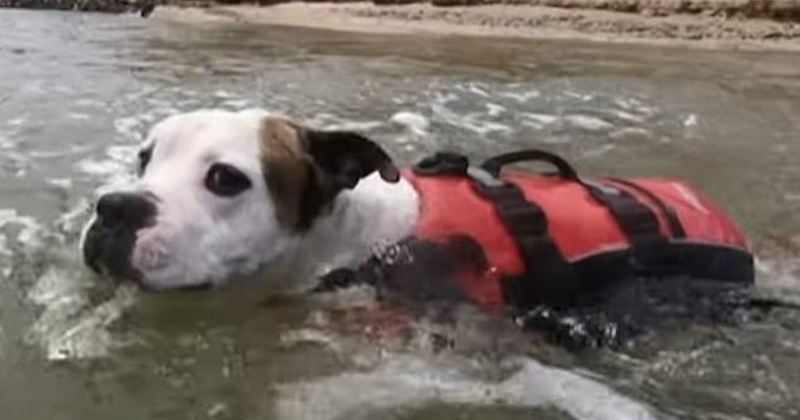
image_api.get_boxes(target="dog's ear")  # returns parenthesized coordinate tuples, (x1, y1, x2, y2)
(296, 129, 399, 230)
(259, 118, 399, 232)
(301, 129, 400, 189)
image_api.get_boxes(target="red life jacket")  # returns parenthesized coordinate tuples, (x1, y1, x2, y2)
(404, 151, 753, 313)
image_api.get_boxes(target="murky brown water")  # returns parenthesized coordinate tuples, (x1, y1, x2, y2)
(1, 8, 799, 420)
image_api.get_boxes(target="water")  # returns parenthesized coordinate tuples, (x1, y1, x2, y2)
(1, 8, 799, 420)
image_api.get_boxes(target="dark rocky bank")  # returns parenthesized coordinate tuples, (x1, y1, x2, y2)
(0, 0, 157, 13)
(2, 0, 800, 23)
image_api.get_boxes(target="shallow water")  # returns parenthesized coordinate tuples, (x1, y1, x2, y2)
(0, 8, 799, 420)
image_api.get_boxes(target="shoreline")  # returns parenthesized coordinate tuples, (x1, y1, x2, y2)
(152, 2, 800, 52)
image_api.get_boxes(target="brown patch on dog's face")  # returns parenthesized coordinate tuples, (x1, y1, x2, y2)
(259, 117, 400, 232)
(259, 118, 313, 231)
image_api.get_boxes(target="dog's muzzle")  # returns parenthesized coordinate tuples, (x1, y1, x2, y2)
(83, 191, 157, 282)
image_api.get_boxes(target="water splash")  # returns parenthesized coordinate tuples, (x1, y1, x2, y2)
(276, 353, 661, 420)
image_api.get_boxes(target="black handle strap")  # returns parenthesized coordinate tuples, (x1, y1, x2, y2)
(413, 152, 469, 177)
(480, 149, 580, 181)
(469, 165, 579, 310)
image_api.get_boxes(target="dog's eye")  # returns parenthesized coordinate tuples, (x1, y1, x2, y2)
(138, 148, 152, 176)
(205, 163, 251, 197)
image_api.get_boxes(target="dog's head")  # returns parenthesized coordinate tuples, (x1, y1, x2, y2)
(81, 109, 399, 290)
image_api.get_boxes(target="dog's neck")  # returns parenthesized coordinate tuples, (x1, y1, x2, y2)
(276, 173, 420, 291)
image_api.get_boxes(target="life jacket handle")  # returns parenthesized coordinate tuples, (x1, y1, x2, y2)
(480, 149, 580, 181)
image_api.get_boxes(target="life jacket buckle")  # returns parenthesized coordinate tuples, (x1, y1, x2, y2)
(467, 166, 506, 189)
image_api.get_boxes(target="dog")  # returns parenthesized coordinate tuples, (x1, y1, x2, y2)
(82, 109, 755, 346)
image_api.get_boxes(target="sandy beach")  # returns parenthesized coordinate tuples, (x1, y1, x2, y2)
(153, 1, 800, 51)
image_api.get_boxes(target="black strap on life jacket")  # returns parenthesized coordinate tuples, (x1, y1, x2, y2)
(480, 150, 684, 274)
(581, 180, 670, 271)
(606, 178, 687, 239)
(415, 151, 580, 309)
(469, 166, 580, 309)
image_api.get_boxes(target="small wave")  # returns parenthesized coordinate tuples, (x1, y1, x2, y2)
(77, 158, 128, 177)
(25, 268, 138, 361)
(0, 134, 15, 150)
(307, 112, 384, 132)
(113, 116, 147, 143)
(564, 114, 614, 132)
(390, 111, 429, 136)
(6, 116, 28, 127)
(67, 113, 92, 121)
(47, 178, 73, 190)
(0, 208, 44, 250)
(276, 353, 659, 420)
(0, 235, 9, 257)
(4, 202, 139, 361)
(486, 103, 506, 117)
(521, 112, 559, 126)
(498, 90, 541, 103)
(455, 82, 491, 98)
(222, 99, 253, 109)
(431, 103, 513, 136)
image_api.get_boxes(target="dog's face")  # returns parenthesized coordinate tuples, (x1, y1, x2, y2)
(81, 109, 399, 290)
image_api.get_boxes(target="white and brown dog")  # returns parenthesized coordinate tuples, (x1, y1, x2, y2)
(82, 109, 418, 292)
(81, 108, 757, 346)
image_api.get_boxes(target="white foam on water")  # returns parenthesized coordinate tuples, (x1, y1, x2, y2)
(564, 90, 595, 102)
(522, 113, 559, 126)
(113, 116, 145, 143)
(499, 90, 541, 103)
(608, 109, 647, 124)
(325, 121, 384, 132)
(6, 116, 27, 127)
(0, 134, 15, 149)
(784, 193, 800, 202)
(307, 113, 384, 132)
(390, 111, 430, 136)
(683, 114, 699, 127)
(77, 158, 128, 177)
(213, 90, 237, 99)
(564, 115, 614, 131)
(521, 120, 546, 130)
(455, 82, 491, 98)
(56, 199, 92, 235)
(0, 209, 17, 226)
(67, 112, 91, 121)
(2, 203, 136, 362)
(431, 103, 512, 136)
(280, 328, 345, 354)
(0, 235, 10, 257)
(25, 268, 138, 361)
(47, 178, 73, 189)
(754, 257, 800, 305)
(609, 127, 654, 142)
(76, 145, 138, 186)
(106, 145, 138, 163)
(0, 208, 44, 250)
(76, 98, 106, 108)
(222, 99, 252, 109)
(582, 143, 617, 158)
(614, 97, 658, 118)
(486, 103, 506, 117)
(276, 353, 661, 420)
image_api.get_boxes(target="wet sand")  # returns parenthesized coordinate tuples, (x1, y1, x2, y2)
(155, 2, 800, 51)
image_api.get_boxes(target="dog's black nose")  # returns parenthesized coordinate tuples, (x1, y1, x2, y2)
(96, 192, 156, 230)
